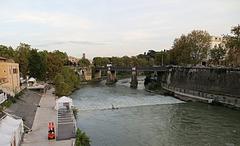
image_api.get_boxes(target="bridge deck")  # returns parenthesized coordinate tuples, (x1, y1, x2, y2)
(95, 66, 167, 72)
(94, 66, 240, 72)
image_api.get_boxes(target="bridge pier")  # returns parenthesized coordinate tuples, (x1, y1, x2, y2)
(130, 67, 138, 88)
(79, 67, 92, 81)
(94, 70, 102, 80)
(106, 68, 117, 85)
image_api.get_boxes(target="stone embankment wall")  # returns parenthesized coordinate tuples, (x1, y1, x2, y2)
(158, 67, 240, 108)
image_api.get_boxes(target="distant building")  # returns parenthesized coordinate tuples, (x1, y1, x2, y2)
(206, 36, 227, 61)
(82, 53, 86, 59)
(79, 67, 92, 81)
(210, 36, 226, 49)
(68, 56, 80, 66)
(0, 57, 20, 96)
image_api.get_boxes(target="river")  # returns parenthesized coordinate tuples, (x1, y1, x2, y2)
(71, 78, 240, 146)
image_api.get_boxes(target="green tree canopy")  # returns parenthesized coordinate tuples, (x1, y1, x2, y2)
(210, 45, 226, 65)
(154, 50, 171, 66)
(225, 24, 240, 66)
(47, 51, 68, 80)
(54, 67, 80, 96)
(0, 45, 16, 60)
(16, 43, 31, 78)
(92, 57, 110, 67)
(29, 49, 46, 80)
(54, 73, 71, 96)
(171, 30, 211, 65)
(78, 58, 91, 67)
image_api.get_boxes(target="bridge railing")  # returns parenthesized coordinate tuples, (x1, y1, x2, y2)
(94, 66, 168, 72)
(95, 65, 240, 72)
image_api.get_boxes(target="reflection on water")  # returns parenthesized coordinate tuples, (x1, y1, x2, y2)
(71, 78, 240, 146)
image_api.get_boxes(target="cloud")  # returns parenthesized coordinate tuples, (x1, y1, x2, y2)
(2, 11, 92, 30)
(0, 0, 239, 58)
(34, 40, 110, 47)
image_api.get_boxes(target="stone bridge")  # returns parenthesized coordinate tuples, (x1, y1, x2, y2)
(93, 66, 168, 88)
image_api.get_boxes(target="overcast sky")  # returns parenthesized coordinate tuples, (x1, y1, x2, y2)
(0, 0, 239, 59)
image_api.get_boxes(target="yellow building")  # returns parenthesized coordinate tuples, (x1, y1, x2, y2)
(0, 57, 20, 96)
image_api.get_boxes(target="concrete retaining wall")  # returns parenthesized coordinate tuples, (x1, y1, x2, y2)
(157, 67, 240, 108)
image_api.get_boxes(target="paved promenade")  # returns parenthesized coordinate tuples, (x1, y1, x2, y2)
(22, 88, 74, 146)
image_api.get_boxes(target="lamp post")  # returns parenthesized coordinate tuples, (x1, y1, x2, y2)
(161, 54, 163, 66)
(161, 49, 166, 66)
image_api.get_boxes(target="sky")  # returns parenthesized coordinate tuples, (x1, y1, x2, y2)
(0, 0, 240, 59)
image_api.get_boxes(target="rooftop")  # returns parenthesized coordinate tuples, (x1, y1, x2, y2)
(0, 112, 6, 120)
(0, 57, 7, 61)
(0, 57, 16, 63)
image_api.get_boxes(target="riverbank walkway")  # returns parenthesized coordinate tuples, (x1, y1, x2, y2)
(21, 88, 74, 146)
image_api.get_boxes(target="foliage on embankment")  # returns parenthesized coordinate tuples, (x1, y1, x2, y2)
(53, 67, 80, 96)
(75, 128, 90, 146)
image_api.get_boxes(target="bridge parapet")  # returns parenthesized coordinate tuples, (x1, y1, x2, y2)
(94, 66, 168, 72)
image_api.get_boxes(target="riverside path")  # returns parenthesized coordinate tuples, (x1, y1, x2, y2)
(21, 88, 74, 146)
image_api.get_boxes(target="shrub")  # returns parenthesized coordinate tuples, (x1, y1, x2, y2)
(75, 128, 90, 146)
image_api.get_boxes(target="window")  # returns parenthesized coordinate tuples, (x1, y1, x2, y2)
(13, 68, 18, 74)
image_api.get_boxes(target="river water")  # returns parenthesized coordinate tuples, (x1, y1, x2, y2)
(71, 78, 240, 146)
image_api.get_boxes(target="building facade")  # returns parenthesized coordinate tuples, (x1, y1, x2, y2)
(206, 36, 227, 61)
(0, 57, 20, 96)
(210, 36, 226, 49)
(79, 67, 92, 81)
(68, 56, 80, 66)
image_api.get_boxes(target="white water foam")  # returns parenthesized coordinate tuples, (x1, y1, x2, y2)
(73, 94, 184, 111)
(72, 77, 184, 111)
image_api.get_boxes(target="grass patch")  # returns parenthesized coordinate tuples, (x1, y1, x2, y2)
(0, 90, 25, 109)
(14, 89, 25, 99)
(1, 100, 13, 108)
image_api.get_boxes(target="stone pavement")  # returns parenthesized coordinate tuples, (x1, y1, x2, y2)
(21, 89, 75, 146)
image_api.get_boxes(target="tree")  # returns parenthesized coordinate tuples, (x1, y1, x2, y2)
(54, 67, 80, 96)
(171, 30, 211, 65)
(38, 50, 48, 80)
(60, 67, 80, 90)
(171, 35, 192, 65)
(146, 50, 156, 59)
(78, 58, 91, 67)
(154, 50, 171, 66)
(137, 58, 149, 67)
(111, 57, 123, 67)
(16, 43, 31, 78)
(210, 45, 226, 65)
(54, 73, 71, 96)
(47, 51, 67, 80)
(28, 49, 43, 79)
(92, 57, 110, 67)
(0, 45, 16, 60)
(188, 30, 211, 64)
(225, 24, 240, 66)
(52, 50, 68, 65)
